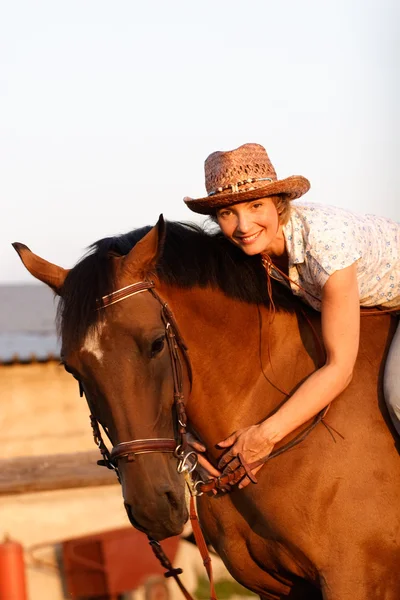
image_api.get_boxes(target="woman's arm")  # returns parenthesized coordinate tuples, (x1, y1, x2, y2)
(217, 262, 360, 486)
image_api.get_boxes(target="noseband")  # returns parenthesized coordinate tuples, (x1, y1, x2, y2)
(87, 280, 198, 483)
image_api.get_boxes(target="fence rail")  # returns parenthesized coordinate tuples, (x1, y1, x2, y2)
(1, 451, 117, 495)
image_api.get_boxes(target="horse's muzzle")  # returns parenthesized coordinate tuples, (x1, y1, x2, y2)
(123, 484, 188, 541)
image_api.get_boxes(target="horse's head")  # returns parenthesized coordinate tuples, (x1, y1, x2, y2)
(13, 217, 190, 540)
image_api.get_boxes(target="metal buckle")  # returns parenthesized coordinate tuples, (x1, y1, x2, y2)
(177, 450, 198, 475)
(193, 479, 204, 497)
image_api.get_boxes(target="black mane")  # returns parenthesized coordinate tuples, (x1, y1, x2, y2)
(58, 221, 295, 349)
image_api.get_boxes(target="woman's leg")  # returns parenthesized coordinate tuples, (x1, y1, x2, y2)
(383, 319, 400, 435)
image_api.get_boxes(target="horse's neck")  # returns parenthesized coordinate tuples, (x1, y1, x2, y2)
(161, 284, 317, 452)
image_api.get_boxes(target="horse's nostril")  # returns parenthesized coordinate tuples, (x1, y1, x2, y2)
(166, 490, 179, 511)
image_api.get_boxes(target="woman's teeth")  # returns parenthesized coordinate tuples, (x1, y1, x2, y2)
(237, 231, 262, 243)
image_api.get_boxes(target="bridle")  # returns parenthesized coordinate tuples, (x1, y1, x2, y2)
(87, 280, 199, 484)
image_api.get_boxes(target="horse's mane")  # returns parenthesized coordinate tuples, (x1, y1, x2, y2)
(57, 221, 296, 349)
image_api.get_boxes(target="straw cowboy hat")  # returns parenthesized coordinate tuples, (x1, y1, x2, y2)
(184, 143, 310, 215)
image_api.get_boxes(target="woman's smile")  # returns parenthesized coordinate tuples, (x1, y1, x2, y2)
(216, 197, 285, 257)
(234, 230, 264, 245)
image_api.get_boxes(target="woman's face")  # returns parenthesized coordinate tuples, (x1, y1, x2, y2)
(216, 197, 284, 256)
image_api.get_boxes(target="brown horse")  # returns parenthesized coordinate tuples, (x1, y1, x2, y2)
(13, 217, 400, 599)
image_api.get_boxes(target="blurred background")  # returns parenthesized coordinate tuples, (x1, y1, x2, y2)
(1, 0, 399, 282)
(0, 1, 398, 598)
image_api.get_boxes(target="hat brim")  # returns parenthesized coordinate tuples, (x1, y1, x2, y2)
(184, 175, 310, 215)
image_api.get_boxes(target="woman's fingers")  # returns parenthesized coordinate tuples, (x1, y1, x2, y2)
(189, 440, 207, 452)
(216, 432, 241, 470)
(196, 453, 221, 478)
(217, 450, 235, 470)
(216, 431, 238, 448)
(186, 432, 206, 452)
(186, 432, 220, 476)
(186, 430, 267, 488)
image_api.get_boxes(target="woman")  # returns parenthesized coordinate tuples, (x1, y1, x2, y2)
(183, 142, 400, 488)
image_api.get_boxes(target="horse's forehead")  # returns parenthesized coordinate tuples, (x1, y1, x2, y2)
(80, 321, 107, 362)
(75, 294, 162, 363)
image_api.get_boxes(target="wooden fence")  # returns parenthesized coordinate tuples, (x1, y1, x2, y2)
(0, 451, 117, 495)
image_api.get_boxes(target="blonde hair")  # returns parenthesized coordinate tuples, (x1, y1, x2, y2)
(273, 194, 291, 225)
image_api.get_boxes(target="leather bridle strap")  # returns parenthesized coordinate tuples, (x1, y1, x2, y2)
(148, 539, 197, 600)
(100, 280, 155, 307)
(111, 438, 177, 461)
(189, 494, 217, 600)
(150, 287, 193, 391)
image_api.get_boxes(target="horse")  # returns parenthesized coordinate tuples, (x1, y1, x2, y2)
(13, 216, 400, 600)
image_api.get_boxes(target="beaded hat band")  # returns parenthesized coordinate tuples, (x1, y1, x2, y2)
(184, 143, 310, 216)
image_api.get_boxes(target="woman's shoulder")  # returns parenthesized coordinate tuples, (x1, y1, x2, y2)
(286, 202, 361, 245)
(289, 201, 360, 224)
(290, 201, 398, 229)
(286, 202, 365, 273)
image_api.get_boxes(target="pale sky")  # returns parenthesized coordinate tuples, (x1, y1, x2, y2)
(1, 0, 399, 283)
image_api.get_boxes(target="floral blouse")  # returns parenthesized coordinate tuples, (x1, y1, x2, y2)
(275, 202, 400, 311)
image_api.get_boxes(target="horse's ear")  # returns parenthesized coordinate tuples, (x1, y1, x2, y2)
(124, 215, 166, 276)
(12, 243, 69, 295)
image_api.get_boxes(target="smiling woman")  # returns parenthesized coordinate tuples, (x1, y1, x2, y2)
(184, 142, 400, 481)
(216, 198, 283, 256)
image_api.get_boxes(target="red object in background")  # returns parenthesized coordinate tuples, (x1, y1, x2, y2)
(62, 527, 180, 599)
(0, 536, 28, 600)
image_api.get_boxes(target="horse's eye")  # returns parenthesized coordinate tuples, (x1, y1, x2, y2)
(150, 335, 165, 358)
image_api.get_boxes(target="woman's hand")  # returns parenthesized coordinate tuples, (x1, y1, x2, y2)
(217, 423, 275, 489)
(186, 432, 221, 483)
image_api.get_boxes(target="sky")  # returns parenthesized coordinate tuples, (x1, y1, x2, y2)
(1, 0, 399, 284)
